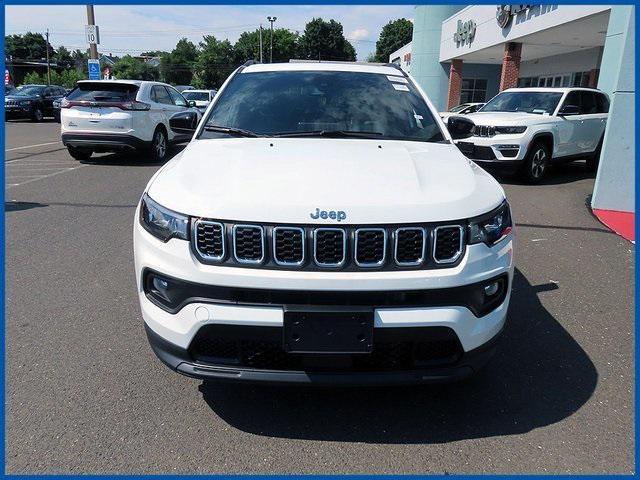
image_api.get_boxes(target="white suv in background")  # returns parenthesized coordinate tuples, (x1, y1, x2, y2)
(134, 61, 514, 386)
(60, 80, 199, 162)
(450, 87, 609, 183)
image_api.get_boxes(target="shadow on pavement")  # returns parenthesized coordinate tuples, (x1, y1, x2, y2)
(80, 145, 186, 167)
(492, 161, 596, 186)
(5, 201, 47, 212)
(201, 268, 597, 444)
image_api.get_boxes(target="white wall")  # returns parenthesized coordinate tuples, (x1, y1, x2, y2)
(519, 47, 602, 77)
(389, 42, 412, 73)
(440, 5, 610, 62)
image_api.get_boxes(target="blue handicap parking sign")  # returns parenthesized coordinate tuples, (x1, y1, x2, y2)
(88, 60, 101, 80)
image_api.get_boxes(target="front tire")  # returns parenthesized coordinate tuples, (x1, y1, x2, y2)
(520, 141, 550, 184)
(31, 107, 44, 122)
(67, 146, 92, 161)
(149, 127, 168, 163)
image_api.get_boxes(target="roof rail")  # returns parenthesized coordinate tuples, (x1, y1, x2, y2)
(238, 59, 260, 73)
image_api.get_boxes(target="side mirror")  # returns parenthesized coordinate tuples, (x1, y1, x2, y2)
(447, 116, 474, 140)
(169, 111, 198, 134)
(559, 105, 580, 116)
(188, 100, 196, 108)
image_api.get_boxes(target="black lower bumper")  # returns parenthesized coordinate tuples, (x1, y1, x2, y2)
(145, 323, 501, 386)
(474, 159, 522, 173)
(61, 133, 148, 152)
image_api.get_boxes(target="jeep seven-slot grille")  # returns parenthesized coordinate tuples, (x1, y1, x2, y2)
(192, 220, 466, 270)
(433, 226, 463, 263)
(355, 229, 386, 266)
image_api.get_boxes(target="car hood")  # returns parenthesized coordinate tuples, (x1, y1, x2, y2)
(147, 138, 505, 224)
(466, 111, 552, 126)
(5, 94, 38, 101)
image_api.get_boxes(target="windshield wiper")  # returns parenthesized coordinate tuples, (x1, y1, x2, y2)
(272, 130, 384, 138)
(203, 124, 261, 137)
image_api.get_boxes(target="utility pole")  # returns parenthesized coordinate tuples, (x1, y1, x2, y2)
(45, 29, 51, 85)
(259, 24, 263, 63)
(86, 5, 98, 60)
(267, 16, 277, 63)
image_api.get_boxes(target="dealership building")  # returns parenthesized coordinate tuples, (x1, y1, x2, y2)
(390, 5, 635, 241)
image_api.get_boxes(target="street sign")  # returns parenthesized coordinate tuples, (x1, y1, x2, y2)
(85, 25, 100, 45)
(88, 59, 101, 80)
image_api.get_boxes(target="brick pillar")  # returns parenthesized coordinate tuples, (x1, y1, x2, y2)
(588, 68, 600, 88)
(446, 59, 463, 110)
(499, 42, 522, 91)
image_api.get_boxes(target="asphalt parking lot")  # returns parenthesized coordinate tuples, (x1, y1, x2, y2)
(5, 120, 634, 473)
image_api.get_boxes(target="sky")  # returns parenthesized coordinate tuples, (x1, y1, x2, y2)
(5, 5, 415, 61)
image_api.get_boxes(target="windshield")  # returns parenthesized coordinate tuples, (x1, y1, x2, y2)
(15, 86, 45, 96)
(201, 70, 444, 142)
(481, 91, 563, 114)
(183, 91, 210, 102)
(449, 104, 469, 113)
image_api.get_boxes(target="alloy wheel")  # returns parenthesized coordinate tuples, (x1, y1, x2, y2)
(531, 148, 546, 179)
(154, 131, 167, 159)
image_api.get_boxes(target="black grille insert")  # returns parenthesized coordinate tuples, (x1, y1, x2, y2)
(434, 226, 463, 263)
(188, 325, 463, 372)
(273, 227, 304, 265)
(233, 225, 264, 263)
(314, 228, 346, 266)
(195, 221, 224, 259)
(355, 229, 386, 266)
(395, 228, 426, 265)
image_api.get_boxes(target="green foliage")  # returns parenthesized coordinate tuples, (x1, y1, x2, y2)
(194, 35, 235, 89)
(234, 28, 298, 64)
(374, 18, 413, 63)
(160, 38, 198, 85)
(21, 69, 85, 88)
(5, 32, 53, 60)
(141, 50, 168, 57)
(297, 18, 356, 61)
(72, 49, 89, 73)
(54, 46, 74, 69)
(113, 55, 159, 81)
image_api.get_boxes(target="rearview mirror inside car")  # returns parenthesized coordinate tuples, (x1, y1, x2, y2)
(559, 105, 580, 116)
(447, 116, 474, 140)
(169, 111, 198, 134)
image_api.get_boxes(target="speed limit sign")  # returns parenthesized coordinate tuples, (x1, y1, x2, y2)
(85, 25, 100, 44)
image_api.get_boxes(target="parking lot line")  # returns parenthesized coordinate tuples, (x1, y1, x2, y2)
(5, 141, 62, 152)
(6, 164, 86, 188)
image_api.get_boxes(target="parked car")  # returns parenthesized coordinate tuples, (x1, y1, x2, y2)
(52, 97, 63, 122)
(60, 80, 199, 161)
(5, 84, 66, 122)
(175, 85, 195, 93)
(439, 102, 484, 121)
(450, 87, 609, 183)
(134, 61, 514, 386)
(182, 89, 216, 112)
(5, 85, 16, 95)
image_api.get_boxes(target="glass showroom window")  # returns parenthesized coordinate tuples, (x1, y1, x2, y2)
(460, 78, 487, 103)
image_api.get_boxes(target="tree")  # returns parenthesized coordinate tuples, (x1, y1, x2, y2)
(160, 38, 198, 85)
(22, 68, 85, 88)
(141, 50, 167, 57)
(297, 18, 356, 61)
(374, 18, 413, 63)
(72, 49, 89, 73)
(5, 32, 54, 60)
(234, 28, 298, 64)
(113, 55, 159, 80)
(194, 35, 235, 88)
(54, 46, 73, 69)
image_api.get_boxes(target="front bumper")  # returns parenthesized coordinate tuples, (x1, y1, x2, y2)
(134, 217, 514, 384)
(5, 106, 33, 119)
(61, 132, 148, 152)
(456, 134, 528, 170)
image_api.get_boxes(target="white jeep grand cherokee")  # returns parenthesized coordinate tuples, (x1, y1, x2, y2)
(450, 87, 609, 183)
(134, 61, 515, 386)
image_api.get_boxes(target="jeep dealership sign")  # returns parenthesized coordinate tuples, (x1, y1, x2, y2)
(454, 19, 477, 45)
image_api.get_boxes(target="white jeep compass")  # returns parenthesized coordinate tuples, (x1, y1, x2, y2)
(134, 61, 515, 385)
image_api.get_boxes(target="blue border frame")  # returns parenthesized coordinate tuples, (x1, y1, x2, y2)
(1, 1, 638, 477)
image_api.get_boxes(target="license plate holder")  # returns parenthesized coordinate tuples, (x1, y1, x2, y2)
(283, 307, 374, 354)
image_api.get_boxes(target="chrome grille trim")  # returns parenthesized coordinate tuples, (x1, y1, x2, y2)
(432, 225, 465, 264)
(354, 228, 387, 267)
(232, 224, 265, 264)
(313, 228, 346, 268)
(272, 226, 305, 266)
(193, 219, 225, 261)
(394, 227, 426, 266)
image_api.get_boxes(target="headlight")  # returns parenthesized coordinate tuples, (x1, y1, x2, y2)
(494, 126, 526, 135)
(139, 193, 189, 242)
(468, 201, 512, 246)
(19, 100, 32, 106)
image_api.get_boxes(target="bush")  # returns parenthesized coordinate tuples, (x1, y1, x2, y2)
(20, 69, 86, 88)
